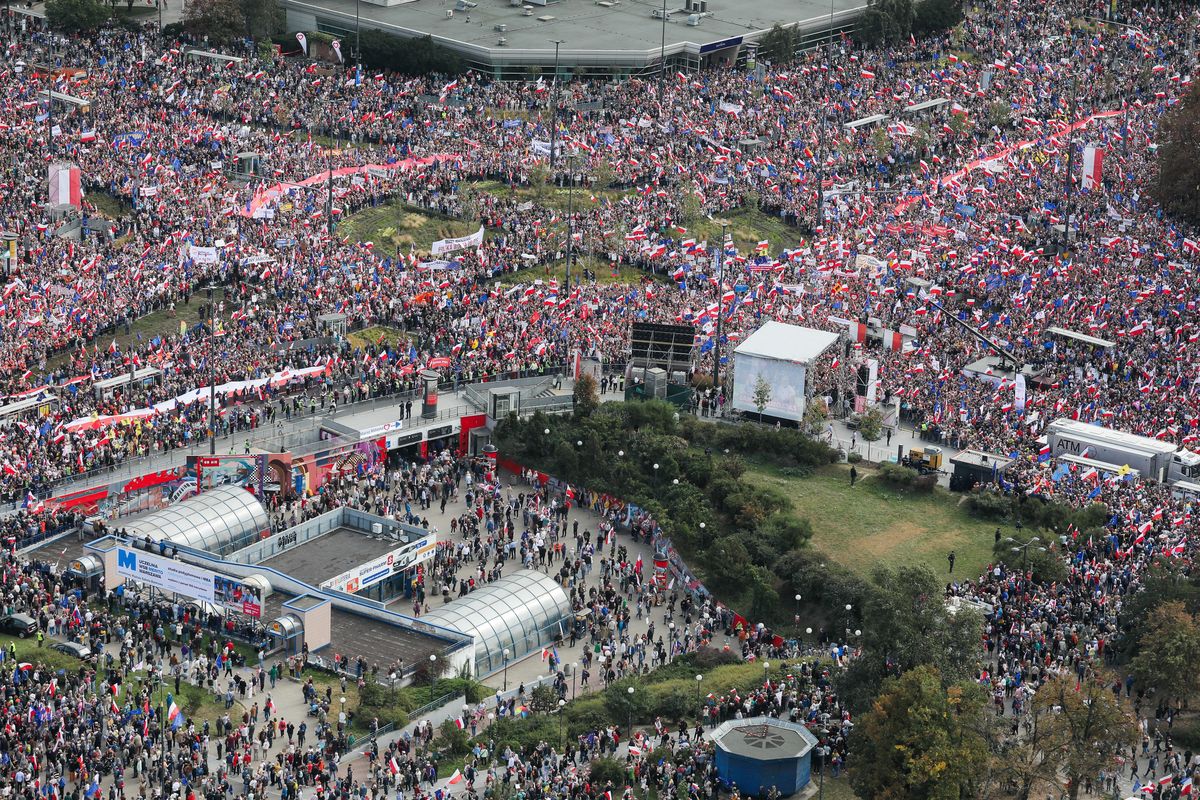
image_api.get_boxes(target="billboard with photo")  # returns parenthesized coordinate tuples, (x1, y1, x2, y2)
(116, 546, 262, 616)
(116, 546, 216, 602)
(213, 574, 263, 618)
(731, 353, 808, 421)
(320, 536, 435, 594)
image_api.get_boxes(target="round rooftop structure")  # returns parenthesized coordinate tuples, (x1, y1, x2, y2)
(712, 716, 819, 797)
(421, 569, 571, 674)
(124, 485, 269, 556)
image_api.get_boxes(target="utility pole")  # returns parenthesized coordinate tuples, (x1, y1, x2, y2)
(712, 221, 728, 390)
(355, 0, 362, 62)
(657, 0, 668, 103)
(1062, 76, 1078, 248)
(549, 40, 563, 170)
(815, 0, 835, 232)
(565, 154, 577, 296)
(208, 287, 218, 456)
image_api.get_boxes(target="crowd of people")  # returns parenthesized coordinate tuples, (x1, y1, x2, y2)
(0, 0, 1192, 794)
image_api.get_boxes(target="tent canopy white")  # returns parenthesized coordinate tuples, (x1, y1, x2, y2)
(733, 321, 840, 365)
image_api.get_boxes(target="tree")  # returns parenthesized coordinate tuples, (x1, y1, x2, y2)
(758, 24, 797, 65)
(573, 373, 599, 418)
(858, 407, 884, 442)
(1115, 561, 1200, 662)
(240, 0, 283, 40)
(527, 683, 560, 715)
(985, 673, 1136, 800)
(45, 0, 109, 32)
(802, 397, 829, 435)
(184, 0, 246, 43)
(849, 666, 989, 800)
(856, 0, 915, 46)
(752, 375, 772, 416)
(1155, 84, 1200, 226)
(1131, 601, 1200, 705)
(912, 0, 962, 36)
(839, 564, 981, 714)
(1013, 674, 1136, 800)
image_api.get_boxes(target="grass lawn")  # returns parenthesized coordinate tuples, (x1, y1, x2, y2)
(88, 190, 132, 220)
(497, 255, 651, 288)
(0, 634, 237, 727)
(469, 179, 633, 213)
(691, 206, 807, 254)
(45, 296, 247, 373)
(339, 201, 480, 252)
(750, 463, 997, 581)
(816, 776, 861, 800)
(347, 325, 410, 352)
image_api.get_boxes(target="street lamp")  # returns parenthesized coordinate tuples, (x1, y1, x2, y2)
(548, 40, 564, 169)
(565, 152, 579, 295)
(694, 674, 703, 706)
(1005, 536, 1044, 574)
(429, 654, 437, 705)
(844, 604, 853, 640)
(617, 450, 624, 457)
(794, 593, 802, 624)
(817, 744, 830, 800)
(557, 698, 567, 743)
(571, 662, 579, 699)
(626, 685, 635, 739)
(712, 219, 729, 389)
(502, 648, 511, 692)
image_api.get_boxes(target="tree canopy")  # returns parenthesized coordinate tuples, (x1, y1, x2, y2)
(1154, 84, 1200, 226)
(45, 0, 109, 33)
(849, 665, 989, 800)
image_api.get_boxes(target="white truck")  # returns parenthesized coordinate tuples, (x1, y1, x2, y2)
(1045, 418, 1200, 495)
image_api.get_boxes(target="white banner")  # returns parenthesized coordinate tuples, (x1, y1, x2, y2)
(431, 226, 484, 256)
(1014, 373, 1027, 413)
(321, 536, 435, 594)
(116, 546, 216, 602)
(189, 245, 219, 264)
(295, 32, 308, 56)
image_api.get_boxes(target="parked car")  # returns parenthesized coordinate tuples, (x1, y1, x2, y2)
(49, 641, 92, 660)
(0, 614, 36, 638)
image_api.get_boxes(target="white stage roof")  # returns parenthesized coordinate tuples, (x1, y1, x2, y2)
(733, 321, 840, 365)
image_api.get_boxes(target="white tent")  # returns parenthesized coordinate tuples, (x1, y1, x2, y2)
(731, 322, 839, 421)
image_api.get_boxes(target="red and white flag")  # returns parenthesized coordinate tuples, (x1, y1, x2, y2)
(1081, 145, 1104, 190)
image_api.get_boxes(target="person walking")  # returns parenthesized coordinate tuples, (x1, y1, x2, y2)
(849, 465, 858, 487)
(947, 551, 956, 574)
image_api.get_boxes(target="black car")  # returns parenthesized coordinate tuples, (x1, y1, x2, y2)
(0, 614, 36, 638)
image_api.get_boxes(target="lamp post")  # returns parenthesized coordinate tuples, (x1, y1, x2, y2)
(694, 674, 703, 707)
(657, 0, 668, 102)
(844, 604, 853, 641)
(1005, 536, 1043, 574)
(557, 698, 567, 744)
(354, 0, 362, 62)
(712, 219, 729, 389)
(565, 152, 578, 296)
(815, 0, 835, 232)
(429, 654, 437, 705)
(794, 593, 802, 626)
(206, 286, 223, 456)
(502, 648, 511, 692)
(548, 40, 563, 170)
(571, 662, 578, 699)
(817, 744, 830, 800)
(626, 685, 635, 739)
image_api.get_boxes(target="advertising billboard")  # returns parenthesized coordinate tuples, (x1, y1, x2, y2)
(320, 536, 436, 594)
(214, 574, 263, 618)
(116, 546, 262, 617)
(116, 546, 216, 602)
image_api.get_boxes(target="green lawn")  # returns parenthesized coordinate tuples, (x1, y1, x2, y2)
(692, 206, 807, 253)
(751, 463, 997, 581)
(88, 190, 132, 220)
(0, 634, 237, 727)
(348, 325, 410, 353)
(338, 201, 480, 252)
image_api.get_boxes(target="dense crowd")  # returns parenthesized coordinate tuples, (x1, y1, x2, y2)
(0, 0, 1192, 794)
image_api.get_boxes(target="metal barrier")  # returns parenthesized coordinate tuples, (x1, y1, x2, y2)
(410, 692, 456, 719)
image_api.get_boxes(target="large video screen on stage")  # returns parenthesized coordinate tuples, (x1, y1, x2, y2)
(731, 353, 808, 422)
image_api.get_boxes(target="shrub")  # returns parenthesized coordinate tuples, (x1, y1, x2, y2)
(588, 758, 627, 786)
(438, 719, 471, 755)
(877, 462, 918, 488)
(847, 452, 863, 464)
(964, 488, 1011, 519)
(913, 474, 937, 493)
